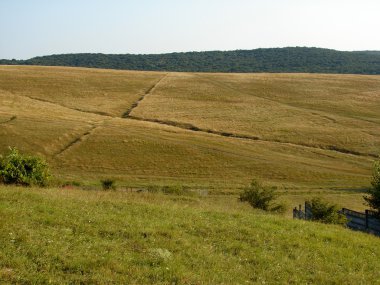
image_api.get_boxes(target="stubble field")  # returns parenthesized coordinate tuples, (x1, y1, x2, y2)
(0, 65, 379, 210)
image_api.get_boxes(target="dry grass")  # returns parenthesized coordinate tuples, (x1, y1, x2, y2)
(0, 65, 163, 117)
(0, 66, 379, 210)
(54, 118, 371, 190)
(1, 66, 379, 283)
(131, 72, 380, 156)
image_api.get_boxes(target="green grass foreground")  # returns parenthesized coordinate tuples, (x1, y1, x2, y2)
(0, 186, 379, 284)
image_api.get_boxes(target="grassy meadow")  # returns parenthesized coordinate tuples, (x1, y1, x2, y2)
(1, 186, 380, 284)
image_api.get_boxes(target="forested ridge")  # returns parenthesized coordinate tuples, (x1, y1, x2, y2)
(1, 47, 380, 74)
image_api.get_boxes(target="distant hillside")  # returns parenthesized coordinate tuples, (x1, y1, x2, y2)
(1, 47, 380, 74)
(1, 65, 379, 192)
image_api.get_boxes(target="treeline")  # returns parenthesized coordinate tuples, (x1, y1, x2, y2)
(1, 47, 380, 74)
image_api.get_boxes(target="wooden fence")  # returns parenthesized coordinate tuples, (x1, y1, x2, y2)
(293, 202, 380, 237)
(340, 208, 380, 236)
(293, 203, 312, 220)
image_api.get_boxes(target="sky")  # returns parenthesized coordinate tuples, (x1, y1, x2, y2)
(1, 0, 380, 59)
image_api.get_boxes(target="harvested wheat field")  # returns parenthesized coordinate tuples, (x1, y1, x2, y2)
(0, 65, 379, 211)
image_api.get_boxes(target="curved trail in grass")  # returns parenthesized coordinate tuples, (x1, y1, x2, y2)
(194, 74, 380, 126)
(121, 74, 378, 159)
(0, 115, 16, 125)
(54, 125, 99, 157)
(18, 94, 114, 117)
(126, 115, 378, 158)
(122, 74, 168, 118)
(13, 86, 378, 159)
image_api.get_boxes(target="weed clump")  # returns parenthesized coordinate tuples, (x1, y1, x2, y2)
(239, 179, 286, 213)
(0, 147, 50, 187)
(101, 179, 116, 190)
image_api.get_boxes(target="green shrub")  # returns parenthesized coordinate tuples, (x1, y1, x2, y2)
(101, 179, 116, 190)
(364, 160, 380, 216)
(0, 147, 50, 187)
(239, 180, 286, 213)
(306, 197, 347, 225)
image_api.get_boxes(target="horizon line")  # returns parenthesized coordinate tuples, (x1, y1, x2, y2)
(2, 46, 380, 61)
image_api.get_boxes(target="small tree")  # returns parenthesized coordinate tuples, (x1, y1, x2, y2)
(364, 160, 380, 216)
(239, 180, 286, 213)
(0, 147, 50, 187)
(306, 197, 347, 225)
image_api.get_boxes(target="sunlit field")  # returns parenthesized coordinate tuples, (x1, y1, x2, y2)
(0, 66, 379, 209)
(0, 186, 379, 284)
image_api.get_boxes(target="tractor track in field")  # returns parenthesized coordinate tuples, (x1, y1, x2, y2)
(17, 94, 114, 117)
(122, 74, 168, 118)
(118, 72, 378, 159)
(126, 115, 379, 159)
(193, 74, 380, 126)
(0, 115, 17, 125)
(12, 82, 378, 159)
(54, 124, 101, 157)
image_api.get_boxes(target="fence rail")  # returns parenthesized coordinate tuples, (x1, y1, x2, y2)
(293, 203, 380, 237)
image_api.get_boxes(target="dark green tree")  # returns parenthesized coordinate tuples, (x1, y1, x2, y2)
(364, 160, 380, 215)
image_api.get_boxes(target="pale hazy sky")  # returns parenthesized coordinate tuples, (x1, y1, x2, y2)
(1, 0, 379, 59)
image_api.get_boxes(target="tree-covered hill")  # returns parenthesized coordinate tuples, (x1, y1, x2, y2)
(1, 47, 380, 74)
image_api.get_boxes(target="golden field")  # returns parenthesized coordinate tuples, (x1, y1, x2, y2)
(1, 65, 379, 210)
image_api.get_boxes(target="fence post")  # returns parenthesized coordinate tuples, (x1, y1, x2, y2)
(293, 207, 297, 219)
(365, 210, 369, 229)
(304, 202, 308, 220)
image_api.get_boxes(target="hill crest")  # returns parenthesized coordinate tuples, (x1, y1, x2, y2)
(1, 47, 380, 74)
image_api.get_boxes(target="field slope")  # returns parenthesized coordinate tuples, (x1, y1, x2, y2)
(0, 186, 379, 284)
(0, 65, 379, 210)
